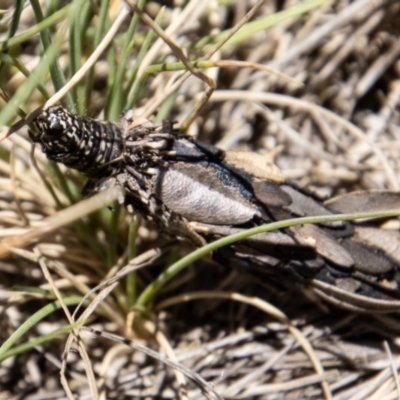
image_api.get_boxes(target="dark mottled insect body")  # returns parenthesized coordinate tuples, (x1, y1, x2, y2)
(32, 106, 123, 179)
(31, 106, 400, 311)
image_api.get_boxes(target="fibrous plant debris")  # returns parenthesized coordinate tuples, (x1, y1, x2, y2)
(1, 1, 400, 399)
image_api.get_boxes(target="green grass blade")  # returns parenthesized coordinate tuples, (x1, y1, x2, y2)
(129, 60, 213, 111)
(0, 53, 49, 99)
(154, 91, 177, 123)
(106, 14, 140, 120)
(0, 35, 63, 127)
(0, 0, 24, 73)
(85, 0, 111, 109)
(126, 215, 139, 306)
(50, 163, 77, 205)
(192, 0, 333, 49)
(30, 0, 74, 110)
(69, 1, 93, 113)
(125, 7, 164, 110)
(135, 209, 400, 308)
(0, 325, 75, 361)
(106, 202, 121, 268)
(106, 0, 147, 120)
(0, 5, 71, 52)
(0, 296, 85, 361)
(105, 38, 116, 111)
(7, 0, 24, 38)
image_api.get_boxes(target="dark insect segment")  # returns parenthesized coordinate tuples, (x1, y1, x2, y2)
(31, 106, 124, 179)
(31, 106, 400, 311)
